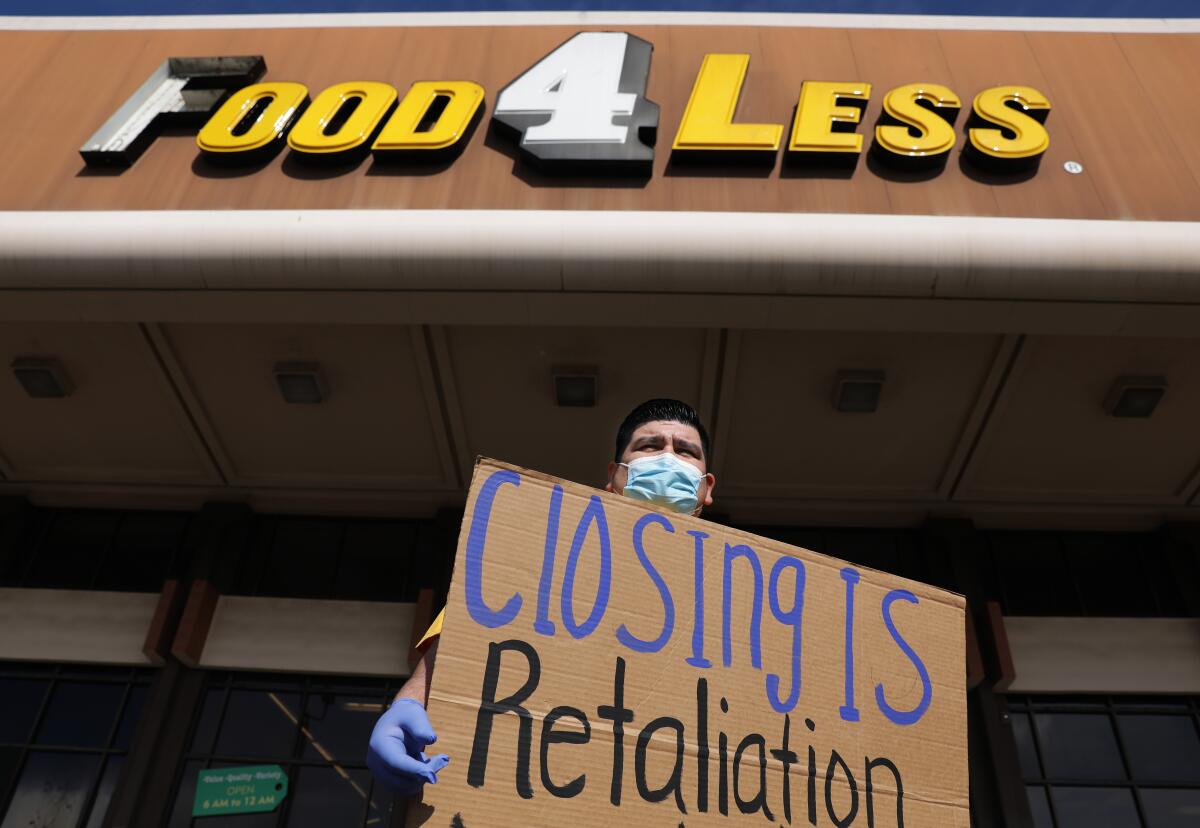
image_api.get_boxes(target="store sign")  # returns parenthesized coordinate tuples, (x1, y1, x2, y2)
(192, 765, 288, 817)
(416, 458, 968, 827)
(82, 31, 1051, 177)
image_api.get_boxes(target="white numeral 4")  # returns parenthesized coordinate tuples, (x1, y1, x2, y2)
(493, 32, 659, 169)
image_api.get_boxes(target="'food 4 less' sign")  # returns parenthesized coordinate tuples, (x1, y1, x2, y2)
(193, 765, 288, 817)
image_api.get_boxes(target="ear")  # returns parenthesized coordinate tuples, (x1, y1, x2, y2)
(605, 460, 619, 493)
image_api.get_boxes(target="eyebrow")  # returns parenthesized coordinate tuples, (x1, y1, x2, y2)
(675, 437, 703, 456)
(631, 434, 666, 449)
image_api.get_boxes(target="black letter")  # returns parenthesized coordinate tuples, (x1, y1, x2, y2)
(635, 716, 688, 814)
(770, 715, 797, 825)
(696, 678, 710, 813)
(825, 749, 859, 828)
(806, 718, 818, 825)
(468, 639, 541, 799)
(539, 706, 591, 798)
(718, 698, 730, 816)
(596, 657, 634, 806)
(866, 756, 905, 827)
(733, 733, 775, 821)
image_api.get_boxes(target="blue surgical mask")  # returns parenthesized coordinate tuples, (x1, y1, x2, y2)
(620, 452, 705, 514)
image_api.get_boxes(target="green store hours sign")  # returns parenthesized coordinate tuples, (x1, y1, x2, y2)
(193, 765, 288, 817)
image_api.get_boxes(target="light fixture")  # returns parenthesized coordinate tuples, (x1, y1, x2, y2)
(274, 362, 326, 404)
(833, 370, 885, 413)
(1105, 375, 1166, 418)
(553, 366, 598, 407)
(11, 357, 73, 398)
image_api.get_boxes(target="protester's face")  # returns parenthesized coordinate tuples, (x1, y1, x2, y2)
(605, 420, 716, 514)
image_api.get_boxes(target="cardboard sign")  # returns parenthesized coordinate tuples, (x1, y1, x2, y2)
(411, 459, 967, 828)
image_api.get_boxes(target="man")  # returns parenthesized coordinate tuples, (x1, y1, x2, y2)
(367, 398, 716, 794)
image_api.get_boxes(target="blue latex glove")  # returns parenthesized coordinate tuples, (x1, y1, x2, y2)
(367, 698, 450, 795)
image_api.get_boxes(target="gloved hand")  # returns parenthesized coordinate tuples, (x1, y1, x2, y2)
(367, 698, 450, 795)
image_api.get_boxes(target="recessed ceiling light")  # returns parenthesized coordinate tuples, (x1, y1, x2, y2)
(11, 357, 73, 398)
(833, 370, 885, 413)
(274, 362, 326, 404)
(1105, 375, 1166, 418)
(553, 367, 598, 407)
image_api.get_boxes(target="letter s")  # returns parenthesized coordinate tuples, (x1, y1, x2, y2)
(616, 513, 676, 653)
(967, 85, 1051, 168)
(874, 589, 932, 726)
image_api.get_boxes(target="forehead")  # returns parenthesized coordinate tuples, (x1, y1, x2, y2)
(627, 420, 703, 447)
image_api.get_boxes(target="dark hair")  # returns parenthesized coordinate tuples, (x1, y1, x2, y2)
(614, 398, 711, 461)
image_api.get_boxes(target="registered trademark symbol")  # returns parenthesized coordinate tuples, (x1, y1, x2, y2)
(1063, 160, 1084, 174)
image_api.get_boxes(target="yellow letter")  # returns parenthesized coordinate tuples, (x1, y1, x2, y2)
(672, 54, 783, 155)
(197, 82, 308, 157)
(874, 83, 961, 160)
(288, 81, 398, 156)
(373, 81, 485, 156)
(788, 81, 872, 155)
(968, 85, 1051, 161)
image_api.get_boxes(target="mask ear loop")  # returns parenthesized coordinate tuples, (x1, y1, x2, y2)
(690, 475, 709, 517)
(610, 462, 630, 493)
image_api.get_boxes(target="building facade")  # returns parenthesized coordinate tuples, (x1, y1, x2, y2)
(1, 2, 1199, 826)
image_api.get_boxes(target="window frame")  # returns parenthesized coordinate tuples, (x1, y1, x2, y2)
(1009, 694, 1200, 827)
(168, 670, 404, 828)
(0, 662, 154, 828)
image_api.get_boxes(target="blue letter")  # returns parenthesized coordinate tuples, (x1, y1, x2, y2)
(686, 530, 712, 669)
(617, 513, 676, 653)
(534, 485, 564, 636)
(766, 556, 806, 714)
(560, 496, 612, 639)
(722, 543, 763, 670)
(465, 469, 522, 628)
(875, 589, 933, 726)
(839, 567, 861, 723)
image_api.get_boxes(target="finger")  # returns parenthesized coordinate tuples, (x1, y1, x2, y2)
(384, 746, 442, 783)
(426, 754, 450, 778)
(369, 761, 426, 796)
(371, 734, 439, 779)
(371, 736, 418, 772)
(371, 753, 438, 790)
(398, 705, 438, 747)
(368, 752, 423, 794)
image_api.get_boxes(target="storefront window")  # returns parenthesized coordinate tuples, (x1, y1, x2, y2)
(1011, 695, 1200, 828)
(0, 663, 152, 828)
(986, 532, 1188, 617)
(0, 509, 191, 592)
(228, 516, 436, 603)
(169, 672, 401, 828)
